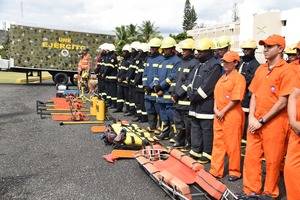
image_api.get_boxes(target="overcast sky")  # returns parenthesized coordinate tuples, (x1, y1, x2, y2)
(0, 0, 299, 35)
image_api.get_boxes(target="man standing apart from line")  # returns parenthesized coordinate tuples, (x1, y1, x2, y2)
(243, 35, 295, 198)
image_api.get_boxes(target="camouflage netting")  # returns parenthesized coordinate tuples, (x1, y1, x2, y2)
(8, 24, 115, 71)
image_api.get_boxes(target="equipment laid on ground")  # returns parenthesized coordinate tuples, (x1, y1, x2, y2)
(100, 122, 155, 150)
(103, 149, 138, 163)
(136, 144, 238, 200)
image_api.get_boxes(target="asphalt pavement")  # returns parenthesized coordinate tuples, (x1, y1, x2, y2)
(0, 83, 168, 200)
(0, 82, 287, 200)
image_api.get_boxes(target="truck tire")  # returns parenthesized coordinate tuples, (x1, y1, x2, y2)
(53, 73, 68, 85)
(70, 74, 78, 86)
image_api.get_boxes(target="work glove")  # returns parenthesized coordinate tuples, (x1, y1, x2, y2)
(154, 85, 163, 93)
(143, 86, 152, 94)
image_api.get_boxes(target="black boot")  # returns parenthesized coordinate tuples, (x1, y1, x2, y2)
(154, 123, 170, 140)
(148, 114, 157, 130)
(140, 114, 148, 123)
(172, 130, 186, 148)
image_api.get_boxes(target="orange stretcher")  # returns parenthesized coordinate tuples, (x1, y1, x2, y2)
(135, 144, 237, 200)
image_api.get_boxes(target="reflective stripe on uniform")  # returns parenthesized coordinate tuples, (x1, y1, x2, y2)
(189, 111, 214, 119)
(137, 85, 143, 89)
(181, 85, 187, 91)
(178, 100, 190, 106)
(203, 152, 212, 160)
(151, 93, 157, 97)
(106, 63, 115, 68)
(183, 68, 190, 73)
(111, 97, 117, 100)
(117, 99, 124, 103)
(141, 111, 147, 115)
(138, 69, 144, 73)
(166, 64, 173, 69)
(242, 107, 249, 112)
(171, 83, 176, 87)
(166, 78, 172, 85)
(142, 77, 147, 81)
(153, 63, 159, 67)
(163, 95, 171, 99)
(197, 87, 208, 99)
(106, 76, 117, 80)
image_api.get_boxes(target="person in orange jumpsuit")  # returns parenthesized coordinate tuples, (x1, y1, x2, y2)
(77, 48, 91, 79)
(243, 35, 295, 198)
(209, 51, 246, 181)
(77, 48, 91, 90)
(284, 42, 300, 200)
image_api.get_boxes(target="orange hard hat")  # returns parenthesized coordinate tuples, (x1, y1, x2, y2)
(222, 51, 240, 62)
(259, 34, 285, 49)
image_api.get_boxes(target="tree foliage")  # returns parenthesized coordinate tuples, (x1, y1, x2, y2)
(114, 20, 161, 52)
(182, 0, 198, 31)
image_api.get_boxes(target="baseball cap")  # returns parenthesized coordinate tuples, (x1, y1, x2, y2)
(259, 34, 285, 49)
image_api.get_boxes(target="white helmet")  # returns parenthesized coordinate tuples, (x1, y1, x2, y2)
(122, 44, 131, 52)
(131, 41, 141, 50)
(106, 43, 116, 51)
(99, 43, 109, 51)
(138, 43, 149, 52)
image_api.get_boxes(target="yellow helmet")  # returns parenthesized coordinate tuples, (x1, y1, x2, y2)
(216, 36, 232, 49)
(240, 39, 257, 49)
(180, 38, 195, 49)
(148, 38, 162, 47)
(285, 44, 297, 54)
(195, 38, 213, 51)
(211, 38, 219, 50)
(161, 37, 177, 49)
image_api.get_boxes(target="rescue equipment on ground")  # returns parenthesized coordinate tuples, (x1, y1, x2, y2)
(136, 144, 238, 200)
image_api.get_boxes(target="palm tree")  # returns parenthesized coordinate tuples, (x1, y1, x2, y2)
(138, 20, 160, 42)
(126, 24, 139, 42)
(114, 25, 128, 50)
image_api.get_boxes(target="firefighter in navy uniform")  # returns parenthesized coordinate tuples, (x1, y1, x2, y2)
(124, 41, 140, 116)
(153, 37, 182, 140)
(187, 38, 223, 163)
(103, 44, 118, 108)
(169, 38, 199, 148)
(238, 40, 260, 140)
(133, 43, 149, 122)
(115, 44, 132, 112)
(143, 38, 164, 132)
(95, 43, 109, 99)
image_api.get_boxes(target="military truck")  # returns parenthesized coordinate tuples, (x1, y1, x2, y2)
(0, 24, 115, 84)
